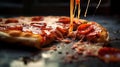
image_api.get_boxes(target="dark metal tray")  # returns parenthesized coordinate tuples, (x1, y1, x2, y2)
(0, 16, 120, 67)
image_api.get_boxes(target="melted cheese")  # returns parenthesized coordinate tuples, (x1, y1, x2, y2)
(69, 0, 81, 34)
(75, 0, 81, 19)
(77, 2, 81, 19)
(84, 0, 91, 17)
(84, 0, 102, 17)
(69, 0, 74, 34)
(22, 16, 64, 35)
(44, 17, 63, 30)
(96, 0, 102, 9)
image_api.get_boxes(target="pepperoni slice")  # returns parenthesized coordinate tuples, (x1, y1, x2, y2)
(5, 18, 18, 24)
(0, 25, 22, 31)
(78, 24, 91, 30)
(77, 24, 93, 34)
(85, 32, 98, 41)
(0, 25, 23, 31)
(31, 16, 44, 21)
(31, 23, 46, 29)
(7, 25, 22, 30)
(0, 18, 2, 22)
(58, 17, 70, 24)
(98, 47, 120, 62)
(87, 31, 100, 38)
(40, 30, 47, 36)
(56, 27, 68, 36)
(0, 27, 6, 31)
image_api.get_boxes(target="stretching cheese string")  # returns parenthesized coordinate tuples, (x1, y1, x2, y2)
(69, 0, 101, 34)
(84, 0, 91, 17)
(84, 0, 102, 17)
(69, 0, 80, 34)
(77, 0, 81, 19)
(96, 0, 102, 9)
(69, 0, 74, 34)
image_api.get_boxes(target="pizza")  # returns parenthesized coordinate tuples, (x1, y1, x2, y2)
(0, 16, 120, 62)
(0, 0, 120, 63)
(0, 16, 108, 47)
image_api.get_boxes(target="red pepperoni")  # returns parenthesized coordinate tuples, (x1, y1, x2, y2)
(58, 17, 70, 24)
(40, 30, 47, 36)
(40, 32, 56, 46)
(78, 24, 91, 30)
(87, 32, 100, 39)
(98, 47, 120, 56)
(56, 27, 68, 36)
(31, 23, 46, 29)
(0, 25, 22, 31)
(55, 29, 64, 39)
(46, 32, 56, 43)
(0, 24, 7, 30)
(77, 24, 93, 34)
(42, 27, 52, 30)
(0, 18, 2, 22)
(40, 36, 46, 46)
(0, 27, 5, 30)
(31, 16, 44, 21)
(98, 47, 120, 62)
(5, 18, 18, 24)
(86, 32, 96, 40)
(7, 25, 22, 30)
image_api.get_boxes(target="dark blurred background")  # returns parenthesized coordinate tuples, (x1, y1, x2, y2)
(0, 0, 119, 17)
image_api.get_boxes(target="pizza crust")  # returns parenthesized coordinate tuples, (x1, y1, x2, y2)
(0, 31, 43, 49)
(93, 22, 109, 43)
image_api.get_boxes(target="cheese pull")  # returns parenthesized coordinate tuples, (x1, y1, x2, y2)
(69, 0, 80, 34)
(69, 0, 74, 34)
